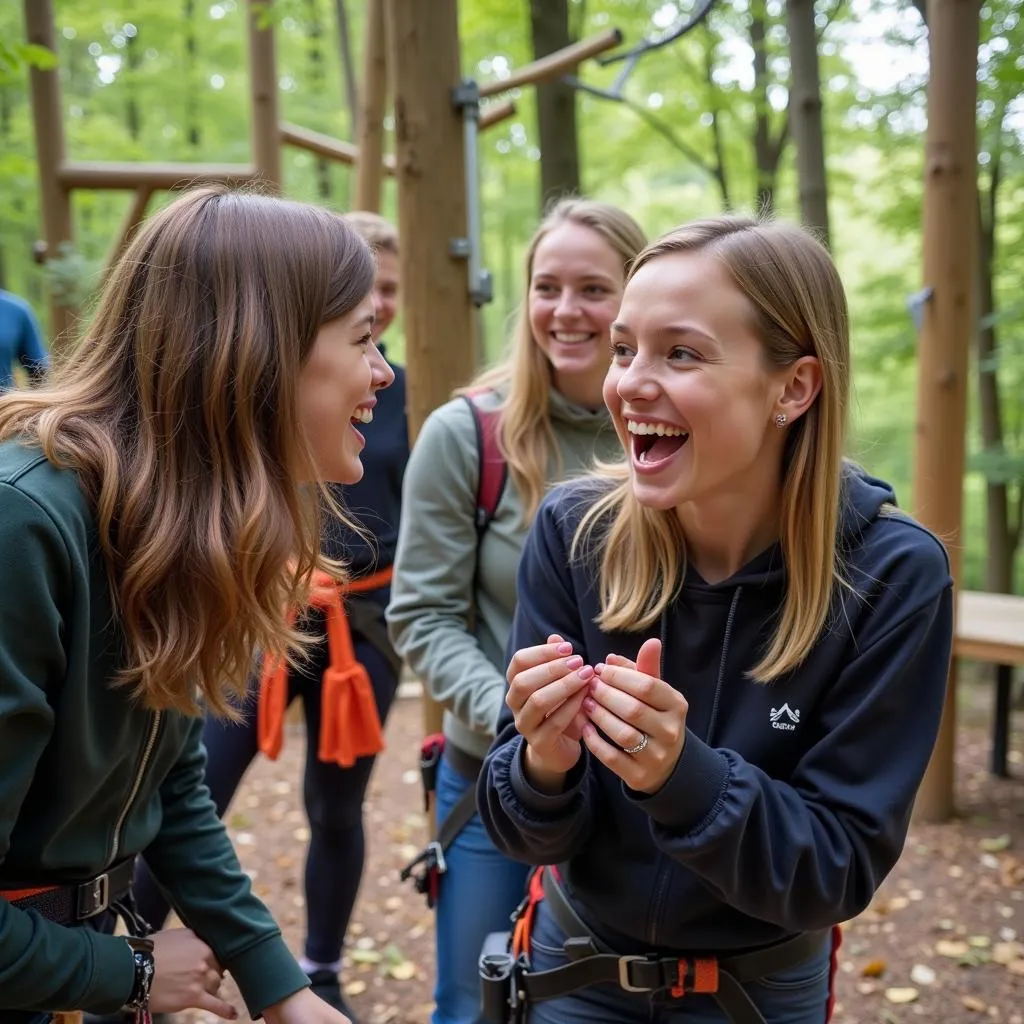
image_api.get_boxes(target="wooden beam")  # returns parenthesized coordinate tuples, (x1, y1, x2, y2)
(387, 0, 475, 738)
(478, 28, 622, 99)
(102, 186, 153, 283)
(23, 0, 76, 357)
(58, 163, 258, 190)
(281, 122, 396, 174)
(912, 0, 981, 824)
(247, 0, 282, 191)
(354, 0, 388, 211)
(480, 98, 516, 131)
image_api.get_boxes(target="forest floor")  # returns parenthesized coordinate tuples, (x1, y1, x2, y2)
(181, 678, 1024, 1024)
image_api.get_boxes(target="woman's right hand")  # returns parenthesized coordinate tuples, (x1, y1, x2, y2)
(148, 927, 237, 1019)
(505, 635, 593, 787)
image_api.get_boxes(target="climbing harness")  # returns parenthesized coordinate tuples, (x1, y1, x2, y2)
(478, 866, 842, 1024)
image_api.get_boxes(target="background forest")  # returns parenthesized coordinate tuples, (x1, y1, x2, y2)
(1, 0, 1023, 593)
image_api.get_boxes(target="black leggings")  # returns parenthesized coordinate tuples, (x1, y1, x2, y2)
(132, 623, 398, 965)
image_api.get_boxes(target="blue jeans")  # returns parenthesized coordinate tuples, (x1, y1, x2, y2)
(526, 899, 834, 1023)
(432, 755, 530, 1024)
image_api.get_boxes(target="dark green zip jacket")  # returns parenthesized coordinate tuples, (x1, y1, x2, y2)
(0, 440, 310, 1016)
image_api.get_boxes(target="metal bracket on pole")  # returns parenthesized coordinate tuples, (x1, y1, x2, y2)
(450, 79, 493, 308)
(906, 286, 934, 333)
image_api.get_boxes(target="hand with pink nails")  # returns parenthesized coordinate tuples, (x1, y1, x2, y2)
(505, 633, 594, 794)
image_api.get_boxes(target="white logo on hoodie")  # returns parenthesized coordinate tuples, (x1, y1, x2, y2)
(770, 703, 801, 731)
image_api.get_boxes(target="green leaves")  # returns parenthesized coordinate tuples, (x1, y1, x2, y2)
(0, 41, 58, 83)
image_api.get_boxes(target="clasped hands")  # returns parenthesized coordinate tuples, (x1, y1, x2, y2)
(505, 634, 688, 796)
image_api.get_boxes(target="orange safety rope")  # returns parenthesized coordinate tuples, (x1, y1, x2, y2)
(257, 566, 392, 768)
(512, 867, 547, 960)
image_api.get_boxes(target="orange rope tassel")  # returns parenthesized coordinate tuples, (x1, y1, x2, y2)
(258, 567, 392, 767)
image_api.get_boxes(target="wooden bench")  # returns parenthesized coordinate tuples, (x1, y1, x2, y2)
(955, 591, 1024, 776)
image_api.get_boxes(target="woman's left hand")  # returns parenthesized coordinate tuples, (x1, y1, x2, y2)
(580, 638, 688, 795)
(263, 987, 351, 1024)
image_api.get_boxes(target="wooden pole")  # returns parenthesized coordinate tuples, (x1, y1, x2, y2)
(912, 0, 981, 823)
(387, 0, 475, 738)
(478, 28, 622, 98)
(102, 186, 153, 283)
(480, 99, 517, 131)
(23, 0, 76, 357)
(247, 0, 282, 192)
(281, 122, 395, 173)
(280, 110, 510, 172)
(354, 0, 388, 211)
(59, 162, 257, 190)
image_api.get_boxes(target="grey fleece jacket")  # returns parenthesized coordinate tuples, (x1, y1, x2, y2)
(386, 386, 620, 762)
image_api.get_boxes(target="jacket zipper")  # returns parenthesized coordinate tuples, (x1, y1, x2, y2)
(646, 608, 674, 946)
(646, 588, 742, 946)
(705, 587, 742, 747)
(110, 710, 162, 863)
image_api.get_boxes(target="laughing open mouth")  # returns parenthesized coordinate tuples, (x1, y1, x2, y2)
(627, 420, 689, 465)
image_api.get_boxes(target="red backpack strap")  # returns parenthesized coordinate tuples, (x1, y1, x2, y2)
(462, 393, 508, 534)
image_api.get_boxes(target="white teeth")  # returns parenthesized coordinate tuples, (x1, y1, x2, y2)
(352, 408, 373, 424)
(552, 332, 592, 343)
(626, 420, 687, 438)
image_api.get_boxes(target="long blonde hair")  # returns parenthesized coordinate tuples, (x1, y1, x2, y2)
(573, 217, 850, 682)
(0, 186, 375, 715)
(463, 198, 647, 523)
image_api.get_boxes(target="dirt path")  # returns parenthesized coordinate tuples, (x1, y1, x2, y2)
(183, 688, 1023, 1024)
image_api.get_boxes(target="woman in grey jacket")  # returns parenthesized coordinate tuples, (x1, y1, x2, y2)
(387, 198, 647, 1024)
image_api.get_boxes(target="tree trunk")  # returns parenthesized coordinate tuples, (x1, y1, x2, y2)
(912, 0, 981, 824)
(786, 0, 830, 247)
(125, 29, 141, 142)
(749, 8, 787, 214)
(184, 0, 201, 151)
(334, 0, 359, 138)
(306, 0, 332, 200)
(976, 117, 1018, 593)
(386, 0, 474, 739)
(702, 29, 731, 209)
(529, 0, 580, 210)
(354, 0, 388, 212)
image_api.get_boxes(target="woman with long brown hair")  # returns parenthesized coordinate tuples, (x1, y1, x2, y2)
(0, 185, 392, 1024)
(122, 210, 409, 1024)
(480, 217, 954, 1024)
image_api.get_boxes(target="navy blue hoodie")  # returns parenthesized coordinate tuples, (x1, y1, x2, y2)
(479, 465, 954, 953)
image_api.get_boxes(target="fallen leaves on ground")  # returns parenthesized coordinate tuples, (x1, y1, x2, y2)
(180, 687, 1022, 1023)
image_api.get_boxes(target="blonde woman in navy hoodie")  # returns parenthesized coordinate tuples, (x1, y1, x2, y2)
(478, 217, 954, 1024)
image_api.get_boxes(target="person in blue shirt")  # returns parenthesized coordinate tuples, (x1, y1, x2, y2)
(0, 290, 49, 389)
(478, 217, 954, 1024)
(113, 212, 409, 1024)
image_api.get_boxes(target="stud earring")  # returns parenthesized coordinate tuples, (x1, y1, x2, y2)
(774, 413, 788, 428)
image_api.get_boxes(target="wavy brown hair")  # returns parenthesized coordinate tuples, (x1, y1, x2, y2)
(461, 198, 647, 523)
(0, 185, 375, 715)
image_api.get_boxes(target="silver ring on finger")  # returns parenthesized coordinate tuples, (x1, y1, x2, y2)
(622, 733, 648, 755)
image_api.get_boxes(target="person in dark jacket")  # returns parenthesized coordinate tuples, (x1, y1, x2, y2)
(478, 217, 954, 1024)
(121, 211, 409, 1024)
(0, 186, 394, 1022)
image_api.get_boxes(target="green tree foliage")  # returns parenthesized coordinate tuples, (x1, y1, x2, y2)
(0, 0, 1021, 587)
